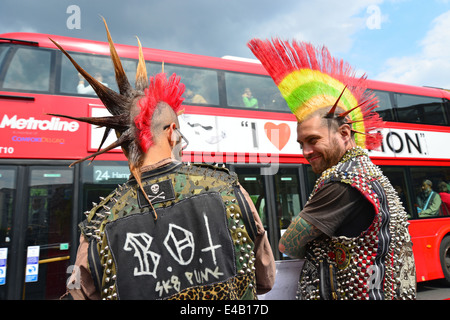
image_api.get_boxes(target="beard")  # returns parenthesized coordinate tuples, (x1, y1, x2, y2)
(309, 137, 345, 174)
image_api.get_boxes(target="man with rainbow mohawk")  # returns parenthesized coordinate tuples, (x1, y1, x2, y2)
(59, 20, 275, 300)
(248, 38, 416, 300)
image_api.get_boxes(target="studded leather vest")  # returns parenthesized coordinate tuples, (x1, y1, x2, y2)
(80, 161, 258, 300)
(298, 147, 416, 300)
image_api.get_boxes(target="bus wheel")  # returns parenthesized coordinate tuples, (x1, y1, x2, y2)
(440, 236, 450, 286)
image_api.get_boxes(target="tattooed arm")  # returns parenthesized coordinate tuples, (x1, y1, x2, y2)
(280, 182, 368, 258)
(279, 215, 323, 259)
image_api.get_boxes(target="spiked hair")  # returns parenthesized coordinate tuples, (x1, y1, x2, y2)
(48, 19, 185, 213)
(136, 72, 185, 153)
(247, 38, 383, 150)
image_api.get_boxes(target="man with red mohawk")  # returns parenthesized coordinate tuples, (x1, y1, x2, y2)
(58, 20, 275, 300)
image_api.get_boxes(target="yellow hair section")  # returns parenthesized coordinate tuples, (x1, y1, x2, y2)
(278, 69, 366, 147)
(278, 69, 358, 110)
(295, 95, 342, 121)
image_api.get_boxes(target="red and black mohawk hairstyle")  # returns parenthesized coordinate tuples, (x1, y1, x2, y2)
(135, 72, 185, 154)
(48, 18, 185, 211)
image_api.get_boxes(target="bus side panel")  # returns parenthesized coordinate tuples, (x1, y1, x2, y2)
(409, 219, 450, 282)
(0, 93, 92, 160)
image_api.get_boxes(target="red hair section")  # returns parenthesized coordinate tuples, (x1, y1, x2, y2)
(135, 72, 185, 153)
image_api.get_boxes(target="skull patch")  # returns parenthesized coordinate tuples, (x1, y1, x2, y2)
(150, 184, 159, 194)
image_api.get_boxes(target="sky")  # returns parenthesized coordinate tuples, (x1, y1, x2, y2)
(1, 0, 450, 88)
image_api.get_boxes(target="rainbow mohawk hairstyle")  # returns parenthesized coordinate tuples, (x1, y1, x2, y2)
(247, 38, 383, 150)
(48, 18, 185, 213)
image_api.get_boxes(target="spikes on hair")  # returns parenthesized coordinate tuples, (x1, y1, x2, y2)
(247, 37, 384, 150)
(326, 85, 347, 118)
(101, 17, 133, 97)
(135, 37, 149, 91)
(345, 119, 364, 125)
(49, 38, 129, 117)
(50, 19, 185, 218)
(69, 132, 127, 167)
(337, 102, 364, 119)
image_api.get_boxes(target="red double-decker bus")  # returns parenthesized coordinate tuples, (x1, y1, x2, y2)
(0, 32, 449, 299)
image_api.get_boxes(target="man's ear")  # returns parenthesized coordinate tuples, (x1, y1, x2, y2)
(167, 122, 178, 147)
(339, 123, 352, 142)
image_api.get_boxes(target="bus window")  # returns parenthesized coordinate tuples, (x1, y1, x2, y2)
(273, 168, 302, 259)
(410, 167, 450, 218)
(379, 166, 413, 217)
(395, 93, 447, 125)
(146, 62, 219, 106)
(224, 72, 289, 112)
(0, 168, 15, 247)
(24, 167, 73, 300)
(0, 167, 15, 300)
(0, 45, 10, 70)
(274, 168, 301, 230)
(234, 168, 269, 231)
(60, 52, 137, 96)
(305, 165, 319, 196)
(80, 161, 129, 213)
(26, 168, 74, 246)
(3, 47, 51, 92)
(372, 90, 394, 122)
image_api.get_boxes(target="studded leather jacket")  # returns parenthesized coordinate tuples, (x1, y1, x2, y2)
(298, 147, 416, 300)
(66, 159, 275, 300)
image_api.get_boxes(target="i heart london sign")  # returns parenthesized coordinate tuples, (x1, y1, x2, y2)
(264, 122, 291, 151)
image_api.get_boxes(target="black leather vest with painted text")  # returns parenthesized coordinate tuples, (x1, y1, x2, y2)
(80, 161, 258, 300)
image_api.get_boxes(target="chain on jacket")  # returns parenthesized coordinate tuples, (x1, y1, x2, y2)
(298, 147, 416, 300)
(79, 161, 258, 300)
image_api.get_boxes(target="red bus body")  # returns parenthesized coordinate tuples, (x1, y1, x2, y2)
(1, 32, 450, 298)
(409, 219, 450, 281)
